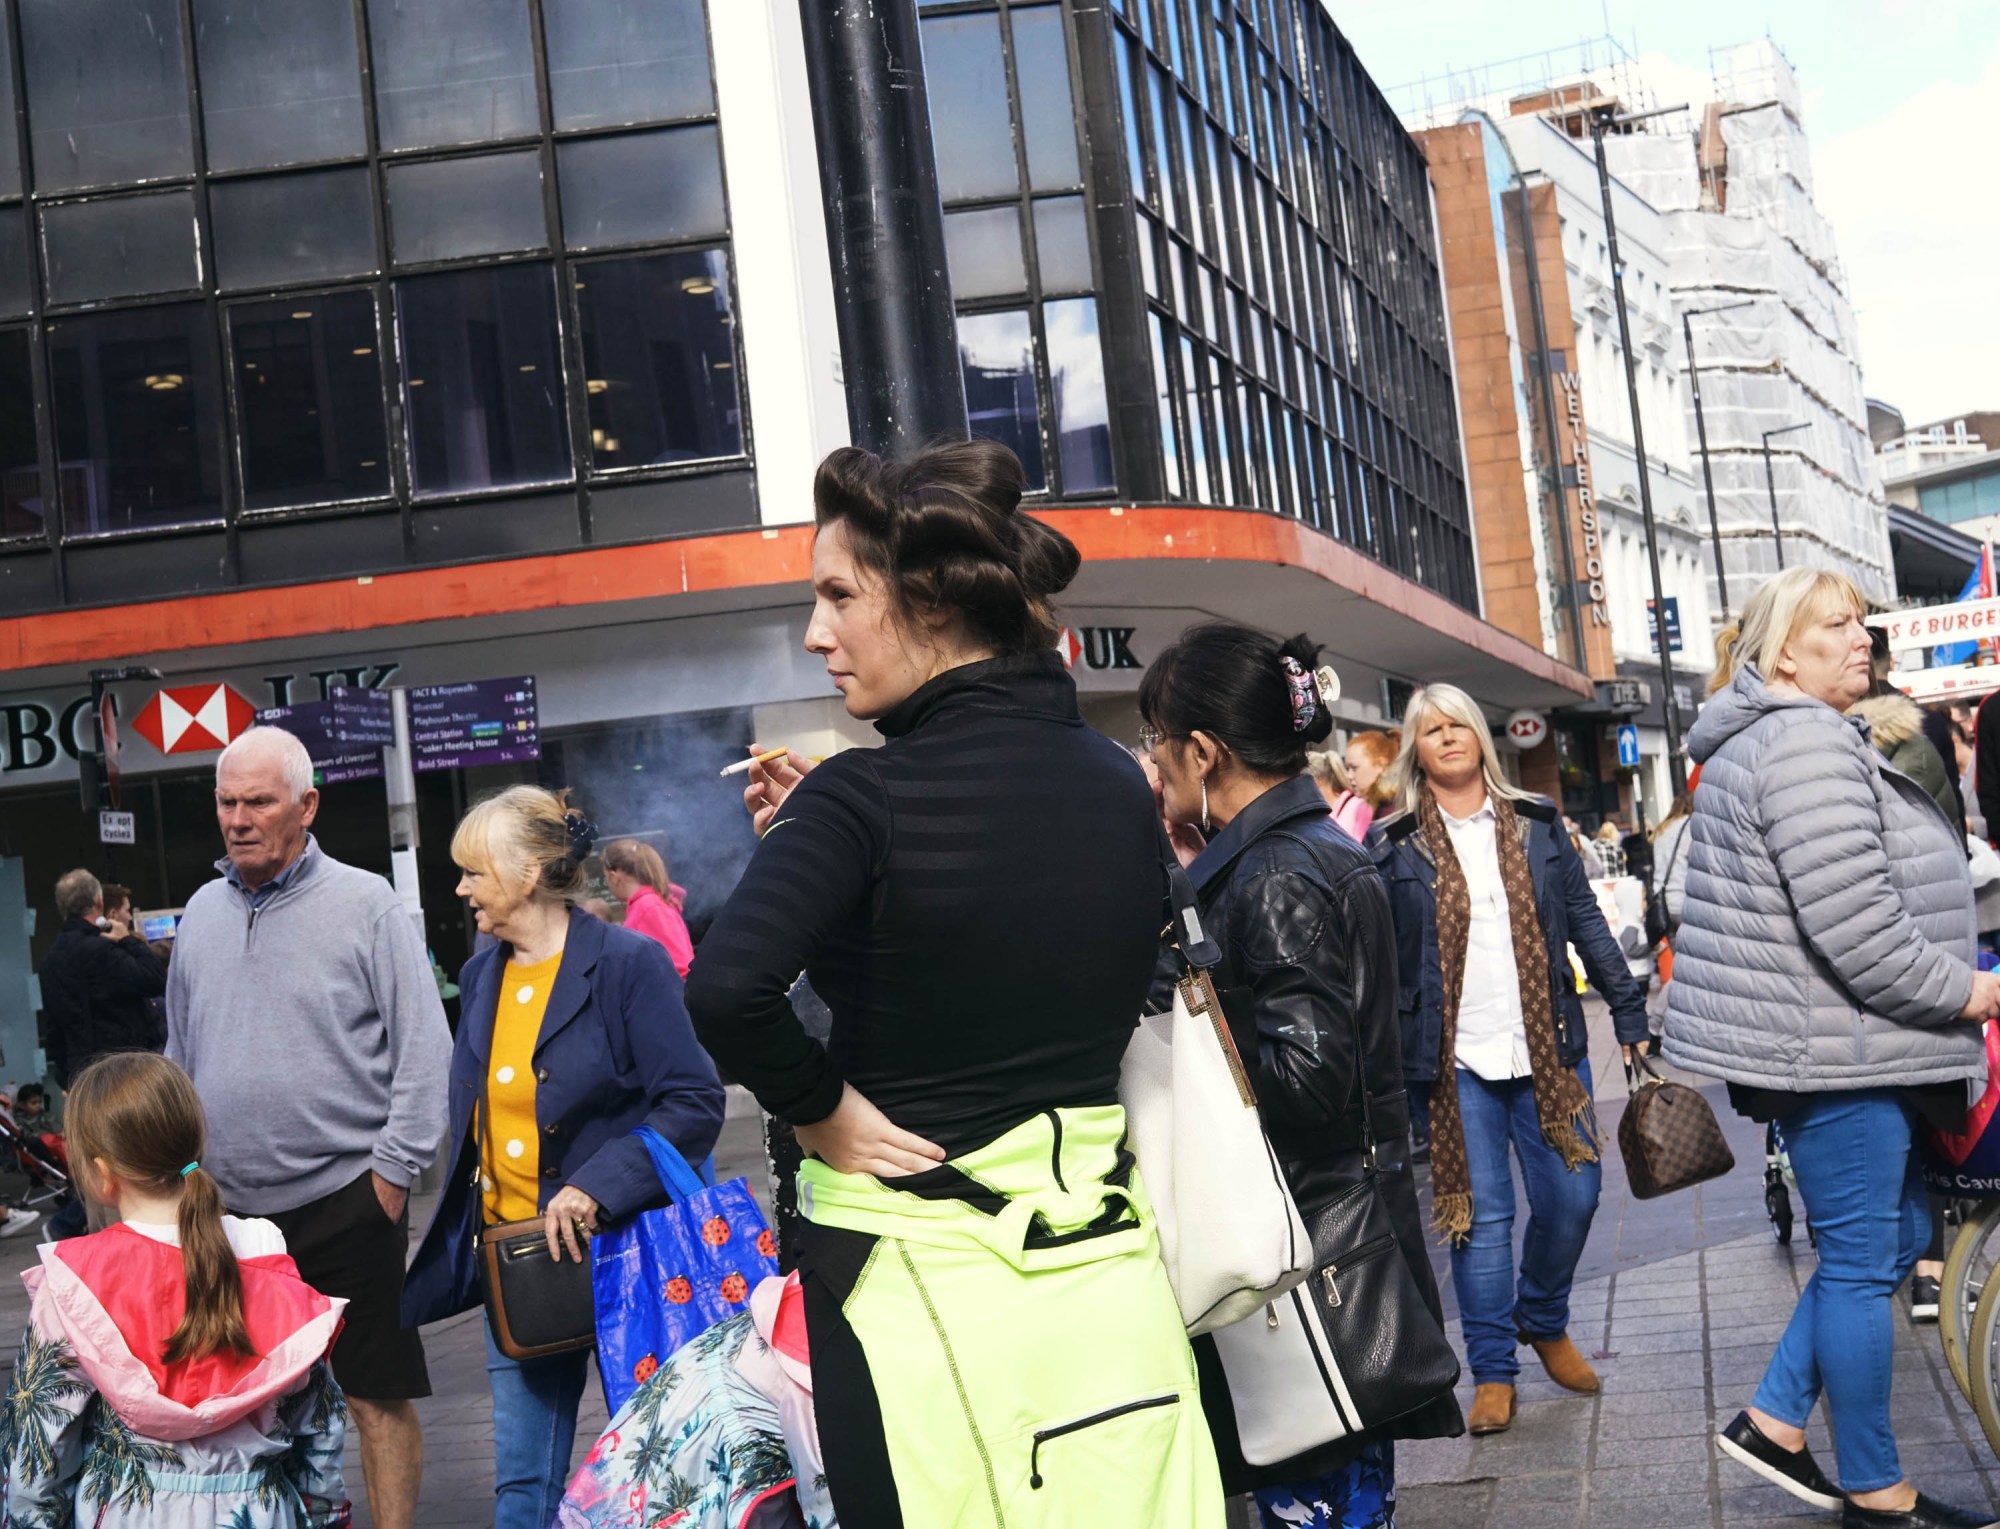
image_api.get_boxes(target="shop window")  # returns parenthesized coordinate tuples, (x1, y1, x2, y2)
(228, 292, 391, 511)
(211, 168, 379, 292)
(1011, 6, 1080, 191)
(943, 207, 1025, 302)
(958, 309, 1045, 492)
(388, 152, 547, 267)
(0, 330, 40, 539)
(18, 0, 194, 193)
(920, 14, 1017, 201)
(192, 0, 368, 172)
(1032, 196, 1092, 294)
(1047, 298, 1112, 495)
(395, 263, 570, 496)
(543, 0, 714, 132)
(40, 191, 200, 307)
(367, 0, 538, 153)
(573, 248, 742, 472)
(0, 209, 29, 318)
(556, 126, 725, 250)
(48, 302, 224, 536)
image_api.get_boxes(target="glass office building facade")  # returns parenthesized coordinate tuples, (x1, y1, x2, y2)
(921, 0, 1478, 609)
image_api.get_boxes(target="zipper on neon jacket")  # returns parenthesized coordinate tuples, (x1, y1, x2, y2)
(1044, 1110, 1067, 1193)
(1028, 1394, 1178, 1488)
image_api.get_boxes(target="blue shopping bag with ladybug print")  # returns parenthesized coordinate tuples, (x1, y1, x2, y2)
(592, 1126, 781, 1414)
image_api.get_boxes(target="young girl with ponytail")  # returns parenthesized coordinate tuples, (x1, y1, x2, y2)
(1, 1051, 352, 1528)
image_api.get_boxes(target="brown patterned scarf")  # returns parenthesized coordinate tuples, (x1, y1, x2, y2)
(1419, 788, 1598, 1246)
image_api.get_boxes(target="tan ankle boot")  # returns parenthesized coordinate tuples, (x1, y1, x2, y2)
(1522, 1331, 1600, 1394)
(1467, 1382, 1516, 1435)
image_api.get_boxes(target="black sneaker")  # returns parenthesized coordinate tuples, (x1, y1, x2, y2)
(1717, 1411, 1841, 1510)
(1910, 1275, 1941, 1323)
(1843, 1493, 2000, 1528)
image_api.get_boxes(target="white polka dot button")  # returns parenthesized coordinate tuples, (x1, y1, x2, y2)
(481, 1176, 493, 1192)
(516, 985, 535, 1004)
(496, 1066, 515, 1085)
(505, 1140, 525, 1159)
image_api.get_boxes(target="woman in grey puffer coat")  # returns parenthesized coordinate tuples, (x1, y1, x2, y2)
(1664, 567, 2000, 1529)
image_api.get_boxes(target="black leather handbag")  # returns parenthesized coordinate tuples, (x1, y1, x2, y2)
(480, 1217, 597, 1360)
(1212, 1024, 1460, 1461)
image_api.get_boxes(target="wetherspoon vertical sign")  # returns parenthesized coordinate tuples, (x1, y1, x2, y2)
(408, 677, 540, 772)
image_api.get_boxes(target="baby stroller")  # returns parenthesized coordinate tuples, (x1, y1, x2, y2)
(0, 1094, 72, 1215)
(1764, 1120, 1814, 1248)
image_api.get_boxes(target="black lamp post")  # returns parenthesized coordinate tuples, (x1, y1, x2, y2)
(1761, 422, 1810, 569)
(1680, 298, 1756, 621)
(1590, 100, 1688, 795)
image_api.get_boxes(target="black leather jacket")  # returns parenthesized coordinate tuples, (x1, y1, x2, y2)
(1181, 776, 1462, 1487)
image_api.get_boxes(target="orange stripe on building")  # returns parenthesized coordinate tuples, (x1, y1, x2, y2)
(0, 509, 1583, 696)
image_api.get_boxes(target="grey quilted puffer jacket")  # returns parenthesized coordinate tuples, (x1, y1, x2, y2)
(1663, 662, 1985, 1094)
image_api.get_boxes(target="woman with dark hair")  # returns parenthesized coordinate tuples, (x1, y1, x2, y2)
(1139, 624, 1461, 1529)
(600, 837, 695, 977)
(685, 441, 1224, 1525)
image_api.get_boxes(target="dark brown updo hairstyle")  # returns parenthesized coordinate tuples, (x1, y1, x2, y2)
(1139, 624, 1337, 776)
(812, 439, 1081, 654)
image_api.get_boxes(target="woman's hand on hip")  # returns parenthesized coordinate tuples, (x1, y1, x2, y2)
(1961, 969, 2000, 1022)
(745, 747, 814, 837)
(795, 1083, 948, 1179)
(544, 1185, 602, 1264)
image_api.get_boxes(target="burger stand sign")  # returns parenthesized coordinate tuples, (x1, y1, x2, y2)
(1871, 599, 2000, 706)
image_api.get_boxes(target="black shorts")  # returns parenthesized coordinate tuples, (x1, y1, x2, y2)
(260, 1170, 431, 1401)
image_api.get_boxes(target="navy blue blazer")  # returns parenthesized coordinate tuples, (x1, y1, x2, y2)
(402, 907, 725, 1328)
(1376, 794, 1648, 1084)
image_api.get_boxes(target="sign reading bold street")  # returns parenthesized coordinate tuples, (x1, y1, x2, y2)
(98, 810, 136, 846)
(408, 677, 540, 773)
(1644, 596, 1684, 654)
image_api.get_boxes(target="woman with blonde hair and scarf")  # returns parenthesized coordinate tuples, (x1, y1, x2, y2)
(1376, 684, 1649, 1436)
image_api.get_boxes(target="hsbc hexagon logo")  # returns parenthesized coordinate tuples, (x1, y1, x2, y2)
(130, 683, 257, 756)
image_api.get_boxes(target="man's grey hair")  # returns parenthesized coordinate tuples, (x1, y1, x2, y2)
(216, 726, 315, 801)
(54, 868, 101, 922)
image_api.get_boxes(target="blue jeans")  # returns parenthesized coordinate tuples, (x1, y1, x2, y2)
(1448, 1060, 1602, 1384)
(1751, 1090, 1928, 1493)
(485, 1315, 593, 1529)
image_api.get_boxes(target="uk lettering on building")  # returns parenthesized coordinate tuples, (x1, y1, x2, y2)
(1559, 372, 1612, 630)
(1056, 627, 1144, 671)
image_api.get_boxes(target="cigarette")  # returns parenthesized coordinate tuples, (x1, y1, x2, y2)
(720, 748, 791, 777)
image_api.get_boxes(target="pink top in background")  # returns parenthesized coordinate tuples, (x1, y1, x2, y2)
(622, 882, 695, 977)
(1329, 789, 1373, 844)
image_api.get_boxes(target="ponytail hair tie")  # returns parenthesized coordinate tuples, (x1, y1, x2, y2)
(562, 810, 599, 860)
(181, 1162, 199, 1179)
(1281, 656, 1319, 733)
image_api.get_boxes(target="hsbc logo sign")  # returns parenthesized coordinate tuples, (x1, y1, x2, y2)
(131, 684, 257, 755)
(1056, 626, 1143, 671)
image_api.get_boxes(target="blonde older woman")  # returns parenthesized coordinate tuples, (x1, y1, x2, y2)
(401, 786, 724, 1529)
(1666, 567, 1999, 1529)
(1374, 685, 1647, 1436)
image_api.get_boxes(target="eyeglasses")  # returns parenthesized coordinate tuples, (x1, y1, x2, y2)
(1137, 725, 1179, 752)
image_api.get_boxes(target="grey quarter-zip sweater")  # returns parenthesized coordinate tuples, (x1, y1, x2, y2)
(166, 836, 451, 1215)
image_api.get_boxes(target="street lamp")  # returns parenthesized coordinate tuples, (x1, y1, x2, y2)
(1680, 298, 1756, 621)
(1761, 422, 1810, 569)
(1590, 100, 1689, 795)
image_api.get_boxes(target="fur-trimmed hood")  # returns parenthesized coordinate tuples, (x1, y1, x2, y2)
(1849, 690, 1925, 752)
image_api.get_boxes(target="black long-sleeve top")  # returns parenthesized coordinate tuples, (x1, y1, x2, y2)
(1978, 691, 2000, 844)
(686, 651, 1165, 1158)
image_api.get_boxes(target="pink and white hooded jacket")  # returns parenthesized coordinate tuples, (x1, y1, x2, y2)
(0, 1218, 351, 1529)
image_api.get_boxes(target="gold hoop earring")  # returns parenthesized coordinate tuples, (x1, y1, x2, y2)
(1200, 779, 1211, 836)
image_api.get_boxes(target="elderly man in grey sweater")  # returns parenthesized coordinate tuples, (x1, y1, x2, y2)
(167, 726, 450, 1529)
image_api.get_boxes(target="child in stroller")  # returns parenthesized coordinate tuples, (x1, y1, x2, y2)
(0, 1085, 71, 1230)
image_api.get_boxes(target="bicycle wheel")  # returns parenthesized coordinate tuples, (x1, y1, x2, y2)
(1965, 1257, 2000, 1456)
(1944, 1200, 2000, 1403)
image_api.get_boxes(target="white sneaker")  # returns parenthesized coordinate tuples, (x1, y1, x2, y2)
(0, 1210, 42, 1239)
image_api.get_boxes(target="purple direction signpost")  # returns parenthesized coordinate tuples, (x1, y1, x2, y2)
(254, 699, 387, 786)
(407, 677, 539, 773)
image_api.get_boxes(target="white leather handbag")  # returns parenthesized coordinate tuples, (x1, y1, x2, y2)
(1119, 875, 1311, 1335)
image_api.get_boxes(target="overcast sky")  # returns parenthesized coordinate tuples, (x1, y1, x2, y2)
(1334, 0, 1996, 427)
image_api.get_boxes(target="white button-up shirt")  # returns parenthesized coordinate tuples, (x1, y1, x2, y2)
(1441, 800, 1531, 1081)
